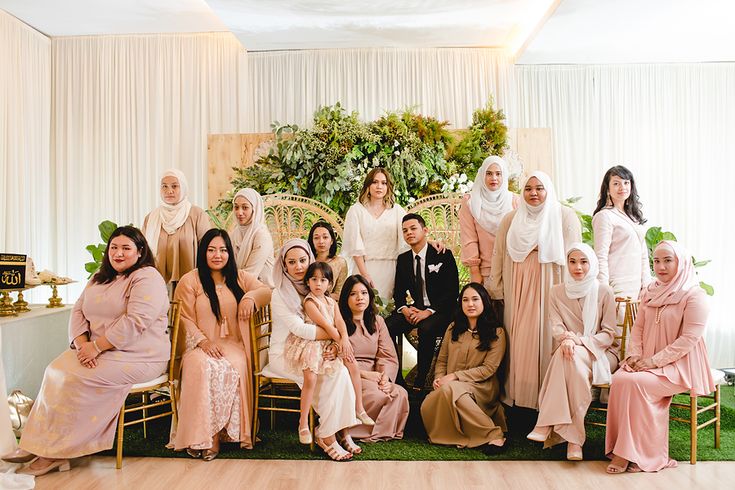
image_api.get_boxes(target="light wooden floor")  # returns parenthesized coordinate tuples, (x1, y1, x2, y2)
(28, 457, 735, 490)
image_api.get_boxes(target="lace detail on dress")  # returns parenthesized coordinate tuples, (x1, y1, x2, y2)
(189, 356, 242, 449)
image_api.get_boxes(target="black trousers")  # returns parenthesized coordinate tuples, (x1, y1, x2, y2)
(386, 309, 452, 388)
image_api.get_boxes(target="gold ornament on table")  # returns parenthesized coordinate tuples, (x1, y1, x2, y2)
(0, 291, 15, 317)
(13, 289, 30, 313)
(37, 270, 74, 308)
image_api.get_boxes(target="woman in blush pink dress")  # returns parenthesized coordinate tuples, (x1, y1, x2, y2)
(169, 229, 271, 460)
(592, 165, 652, 300)
(527, 243, 617, 461)
(2, 226, 170, 476)
(340, 275, 409, 443)
(605, 240, 715, 474)
(459, 156, 519, 287)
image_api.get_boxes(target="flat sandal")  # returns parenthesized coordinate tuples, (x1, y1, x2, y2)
(316, 438, 352, 462)
(339, 434, 362, 455)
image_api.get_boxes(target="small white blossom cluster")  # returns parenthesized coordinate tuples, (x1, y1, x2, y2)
(441, 173, 472, 194)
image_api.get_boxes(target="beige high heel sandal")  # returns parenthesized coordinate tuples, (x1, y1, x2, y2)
(18, 457, 70, 476)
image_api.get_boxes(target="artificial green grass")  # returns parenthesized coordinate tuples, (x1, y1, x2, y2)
(106, 385, 735, 462)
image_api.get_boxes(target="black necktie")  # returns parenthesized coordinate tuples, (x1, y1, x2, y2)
(415, 255, 425, 308)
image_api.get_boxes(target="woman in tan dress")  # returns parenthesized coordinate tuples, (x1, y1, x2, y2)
(143, 168, 211, 286)
(339, 275, 409, 443)
(527, 243, 617, 461)
(230, 188, 274, 286)
(308, 221, 348, 299)
(169, 229, 271, 460)
(3, 226, 170, 476)
(459, 156, 519, 286)
(488, 171, 581, 410)
(421, 283, 507, 452)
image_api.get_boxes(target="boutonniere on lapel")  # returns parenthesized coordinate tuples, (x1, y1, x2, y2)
(428, 263, 443, 273)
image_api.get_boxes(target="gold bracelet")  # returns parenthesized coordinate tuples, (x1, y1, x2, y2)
(92, 340, 102, 354)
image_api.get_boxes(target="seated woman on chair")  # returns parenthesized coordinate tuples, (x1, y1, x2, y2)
(605, 241, 715, 473)
(527, 243, 618, 461)
(169, 229, 271, 460)
(3, 226, 170, 476)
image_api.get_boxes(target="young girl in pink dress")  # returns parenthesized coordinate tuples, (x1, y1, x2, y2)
(284, 262, 374, 447)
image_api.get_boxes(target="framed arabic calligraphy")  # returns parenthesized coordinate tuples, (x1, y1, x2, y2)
(0, 254, 26, 290)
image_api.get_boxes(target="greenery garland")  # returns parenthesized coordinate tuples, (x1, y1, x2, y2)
(214, 101, 508, 219)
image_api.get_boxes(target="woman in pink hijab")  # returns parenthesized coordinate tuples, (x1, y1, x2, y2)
(605, 240, 715, 473)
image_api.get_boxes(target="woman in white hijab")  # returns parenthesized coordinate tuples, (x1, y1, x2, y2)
(142, 169, 212, 285)
(527, 243, 618, 461)
(261, 239, 359, 461)
(459, 156, 519, 286)
(488, 171, 581, 410)
(230, 188, 274, 287)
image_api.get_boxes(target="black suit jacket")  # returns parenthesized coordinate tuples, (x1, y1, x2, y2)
(392, 245, 459, 315)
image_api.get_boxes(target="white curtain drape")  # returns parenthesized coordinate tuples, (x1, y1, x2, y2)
(0, 11, 51, 304)
(246, 48, 516, 131)
(515, 63, 735, 367)
(44, 42, 514, 300)
(50, 33, 247, 298)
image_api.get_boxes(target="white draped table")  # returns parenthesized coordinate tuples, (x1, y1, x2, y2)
(0, 304, 71, 454)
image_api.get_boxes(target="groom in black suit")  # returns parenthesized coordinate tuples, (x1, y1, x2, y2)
(387, 213, 459, 390)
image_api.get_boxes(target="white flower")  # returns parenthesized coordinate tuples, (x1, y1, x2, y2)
(428, 263, 443, 273)
(458, 173, 468, 183)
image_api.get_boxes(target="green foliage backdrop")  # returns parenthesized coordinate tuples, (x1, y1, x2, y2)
(214, 101, 508, 219)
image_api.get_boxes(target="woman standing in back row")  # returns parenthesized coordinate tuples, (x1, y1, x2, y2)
(459, 156, 520, 288)
(488, 171, 581, 410)
(592, 165, 651, 300)
(143, 169, 212, 289)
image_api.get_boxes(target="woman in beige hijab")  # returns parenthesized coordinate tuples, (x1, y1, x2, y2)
(143, 169, 211, 286)
(230, 188, 274, 287)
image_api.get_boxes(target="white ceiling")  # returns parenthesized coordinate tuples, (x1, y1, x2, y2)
(518, 0, 735, 63)
(206, 0, 555, 51)
(2, 0, 735, 62)
(0, 0, 227, 36)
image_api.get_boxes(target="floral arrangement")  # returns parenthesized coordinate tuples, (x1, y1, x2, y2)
(213, 101, 508, 219)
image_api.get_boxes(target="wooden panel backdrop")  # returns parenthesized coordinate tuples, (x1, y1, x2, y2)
(207, 129, 552, 209)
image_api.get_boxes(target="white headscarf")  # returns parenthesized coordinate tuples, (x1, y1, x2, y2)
(230, 188, 267, 268)
(564, 243, 610, 385)
(506, 171, 565, 265)
(144, 169, 192, 257)
(272, 239, 314, 316)
(469, 156, 514, 235)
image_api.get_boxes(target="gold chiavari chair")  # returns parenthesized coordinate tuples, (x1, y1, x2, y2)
(115, 301, 182, 469)
(670, 375, 722, 464)
(249, 304, 315, 451)
(585, 297, 638, 427)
